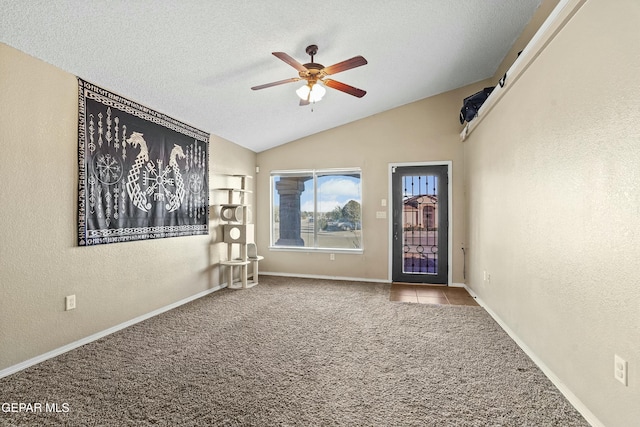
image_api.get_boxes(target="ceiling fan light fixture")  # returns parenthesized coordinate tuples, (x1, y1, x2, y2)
(296, 83, 326, 103)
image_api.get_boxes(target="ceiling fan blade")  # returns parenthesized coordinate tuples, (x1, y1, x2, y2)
(324, 79, 367, 98)
(322, 56, 368, 75)
(251, 77, 300, 91)
(272, 52, 308, 73)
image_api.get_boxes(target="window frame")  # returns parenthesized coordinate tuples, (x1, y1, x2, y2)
(269, 168, 363, 253)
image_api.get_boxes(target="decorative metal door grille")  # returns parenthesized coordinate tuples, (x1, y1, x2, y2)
(402, 174, 438, 274)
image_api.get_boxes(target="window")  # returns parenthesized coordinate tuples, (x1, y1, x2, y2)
(271, 169, 362, 251)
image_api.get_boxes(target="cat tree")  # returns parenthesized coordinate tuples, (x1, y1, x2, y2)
(215, 175, 263, 289)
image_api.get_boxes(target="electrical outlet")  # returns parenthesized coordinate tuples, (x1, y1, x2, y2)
(483, 271, 492, 284)
(330, 253, 335, 261)
(65, 295, 76, 311)
(614, 354, 628, 386)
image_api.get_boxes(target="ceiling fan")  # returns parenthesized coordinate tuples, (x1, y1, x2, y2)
(251, 44, 368, 105)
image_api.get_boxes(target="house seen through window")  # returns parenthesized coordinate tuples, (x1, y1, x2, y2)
(271, 169, 362, 251)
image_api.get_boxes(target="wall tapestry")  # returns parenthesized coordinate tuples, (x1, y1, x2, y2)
(77, 79, 209, 246)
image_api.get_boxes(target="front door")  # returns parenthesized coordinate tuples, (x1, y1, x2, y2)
(392, 165, 448, 284)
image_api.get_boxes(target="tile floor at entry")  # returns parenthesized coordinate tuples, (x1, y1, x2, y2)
(390, 283, 479, 306)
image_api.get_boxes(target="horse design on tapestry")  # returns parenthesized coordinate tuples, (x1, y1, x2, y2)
(165, 144, 186, 212)
(125, 132, 151, 212)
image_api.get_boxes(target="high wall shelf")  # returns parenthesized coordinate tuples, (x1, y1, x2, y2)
(213, 175, 263, 290)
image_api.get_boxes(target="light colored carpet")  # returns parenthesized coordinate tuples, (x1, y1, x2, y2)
(0, 276, 588, 426)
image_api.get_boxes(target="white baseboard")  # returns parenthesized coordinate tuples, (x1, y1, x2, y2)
(0, 284, 227, 379)
(261, 271, 391, 284)
(462, 285, 604, 427)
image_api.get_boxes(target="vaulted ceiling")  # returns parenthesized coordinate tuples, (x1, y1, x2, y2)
(1, 0, 542, 152)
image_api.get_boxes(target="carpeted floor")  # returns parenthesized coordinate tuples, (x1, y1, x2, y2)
(0, 276, 588, 426)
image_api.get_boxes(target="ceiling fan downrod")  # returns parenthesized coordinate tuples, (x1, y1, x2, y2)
(306, 44, 318, 63)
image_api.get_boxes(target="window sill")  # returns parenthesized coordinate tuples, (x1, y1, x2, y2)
(268, 246, 363, 255)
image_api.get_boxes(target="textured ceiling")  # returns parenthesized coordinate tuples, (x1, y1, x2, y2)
(1, 0, 541, 152)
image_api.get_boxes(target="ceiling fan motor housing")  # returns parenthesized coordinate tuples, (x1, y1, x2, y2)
(300, 63, 324, 84)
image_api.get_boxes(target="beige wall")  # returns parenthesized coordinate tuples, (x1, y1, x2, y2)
(464, 0, 640, 425)
(0, 43, 256, 371)
(255, 83, 483, 283)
